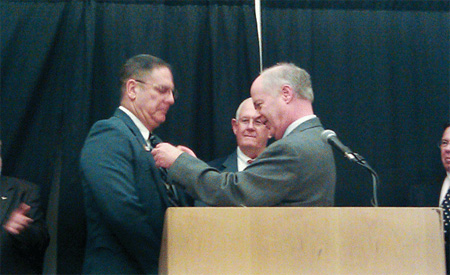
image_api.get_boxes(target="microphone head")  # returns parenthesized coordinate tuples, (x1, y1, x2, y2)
(320, 129, 336, 144)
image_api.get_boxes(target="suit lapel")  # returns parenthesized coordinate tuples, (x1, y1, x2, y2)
(114, 109, 148, 147)
(222, 150, 238, 172)
(114, 109, 173, 208)
(0, 177, 17, 225)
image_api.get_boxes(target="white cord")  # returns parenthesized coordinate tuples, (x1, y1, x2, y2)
(255, 0, 263, 72)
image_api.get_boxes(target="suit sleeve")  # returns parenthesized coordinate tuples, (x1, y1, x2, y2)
(168, 133, 335, 207)
(4, 182, 49, 261)
(80, 121, 162, 272)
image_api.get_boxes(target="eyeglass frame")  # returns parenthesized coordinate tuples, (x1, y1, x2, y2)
(236, 117, 266, 128)
(133, 79, 179, 99)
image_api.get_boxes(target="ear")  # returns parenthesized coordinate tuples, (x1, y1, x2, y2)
(267, 126, 273, 139)
(281, 84, 294, 103)
(232, 118, 239, 135)
(125, 79, 138, 100)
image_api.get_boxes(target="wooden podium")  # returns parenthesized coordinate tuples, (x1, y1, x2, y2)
(159, 207, 445, 274)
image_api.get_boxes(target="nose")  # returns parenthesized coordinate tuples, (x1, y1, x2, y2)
(247, 120, 256, 129)
(166, 91, 175, 104)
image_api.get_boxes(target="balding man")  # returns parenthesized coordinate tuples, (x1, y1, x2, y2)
(152, 63, 336, 207)
(209, 98, 271, 172)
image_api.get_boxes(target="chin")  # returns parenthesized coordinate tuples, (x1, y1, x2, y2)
(241, 142, 258, 148)
(156, 116, 166, 124)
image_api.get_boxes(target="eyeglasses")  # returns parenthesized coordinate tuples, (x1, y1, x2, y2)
(439, 140, 450, 149)
(238, 117, 266, 128)
(134, 79, 179, 99)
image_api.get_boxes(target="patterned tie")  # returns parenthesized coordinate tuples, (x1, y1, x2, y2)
(442, 189, 450, 235)
(149, 135, 180, 207)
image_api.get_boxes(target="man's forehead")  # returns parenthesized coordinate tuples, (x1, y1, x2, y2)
(444, 127, 450, 136)
(240, 109, 259, 118)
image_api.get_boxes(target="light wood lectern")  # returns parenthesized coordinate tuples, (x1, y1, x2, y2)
(159, 207, 445, 274)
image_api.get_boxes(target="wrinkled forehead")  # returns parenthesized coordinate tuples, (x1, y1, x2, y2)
(239, 102, 259, 117)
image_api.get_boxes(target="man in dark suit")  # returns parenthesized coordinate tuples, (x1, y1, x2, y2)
(208, 97, 271, 172)
(1, 141, 50, 274)
(196, 98, 271, 206)
(152, 63, 336, 207)
(438, 123, 450, 273)
(80, 54, 191, 274)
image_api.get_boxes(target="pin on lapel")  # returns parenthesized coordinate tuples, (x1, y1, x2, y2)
(144, 144, 151, 152)
(1, 196, 7, 200)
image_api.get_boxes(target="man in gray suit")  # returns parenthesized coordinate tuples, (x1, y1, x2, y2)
(152, 63, 336, 206)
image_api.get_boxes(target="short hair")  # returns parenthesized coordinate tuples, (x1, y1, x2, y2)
(235, 98, 252, 119)
(119, 54, 171, 92)
(260, 62, 314, 102)
(443, 122, 450, 131)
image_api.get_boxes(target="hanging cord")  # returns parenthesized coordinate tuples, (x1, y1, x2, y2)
(255, 0, 263, 71)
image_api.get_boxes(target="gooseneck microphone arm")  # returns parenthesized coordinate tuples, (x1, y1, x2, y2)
(350, 152, 380, 207)
(321, 130, 379, 207)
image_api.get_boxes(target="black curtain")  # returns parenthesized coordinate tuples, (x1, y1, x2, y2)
(1, 0, 449, 273)
(262, 0, 450, 207)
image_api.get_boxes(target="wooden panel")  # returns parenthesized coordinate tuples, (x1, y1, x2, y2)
(159, 207, 445, 275)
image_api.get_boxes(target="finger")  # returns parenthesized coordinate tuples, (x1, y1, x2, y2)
(9, 211, 34, 225)
(4, 219, 29, 234)
(18, 203, 31, 215)
(4, 224, 20, 235)
(20, 216, 34, 225)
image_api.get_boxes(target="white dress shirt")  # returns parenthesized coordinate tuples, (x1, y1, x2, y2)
(119, 106, 151, 146)
(237, 147, 254, 171)
(282, 115, 317, 138)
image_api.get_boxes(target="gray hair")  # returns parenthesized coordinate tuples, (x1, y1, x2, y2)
(235, 98, 252, 119)
(260, 63, 314, 102)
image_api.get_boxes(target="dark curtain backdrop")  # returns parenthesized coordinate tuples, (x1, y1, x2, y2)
(1, 0, 449, 273)
(261, 0, 450, 207)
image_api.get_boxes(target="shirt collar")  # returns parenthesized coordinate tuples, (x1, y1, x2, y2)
(282, 115, 316, 138)
(236, 147, 253, 171)
(119, 106, 151, 142)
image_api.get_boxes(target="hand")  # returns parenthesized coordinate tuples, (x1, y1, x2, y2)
(177, 145, 197, 158)
(151, 142, 184, 168)
(4, 203, 33, 235)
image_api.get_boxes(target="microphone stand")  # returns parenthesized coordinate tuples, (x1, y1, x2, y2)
(347, 152, 380, 207)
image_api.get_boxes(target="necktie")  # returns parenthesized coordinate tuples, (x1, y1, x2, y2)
(247, 159, 254, 164)
(149, 135, 180, 207)
(442, 188, 450, 235)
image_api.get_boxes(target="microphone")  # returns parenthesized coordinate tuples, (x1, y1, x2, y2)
(321, 129, 379, 207)
(320, 129, 357, 162)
